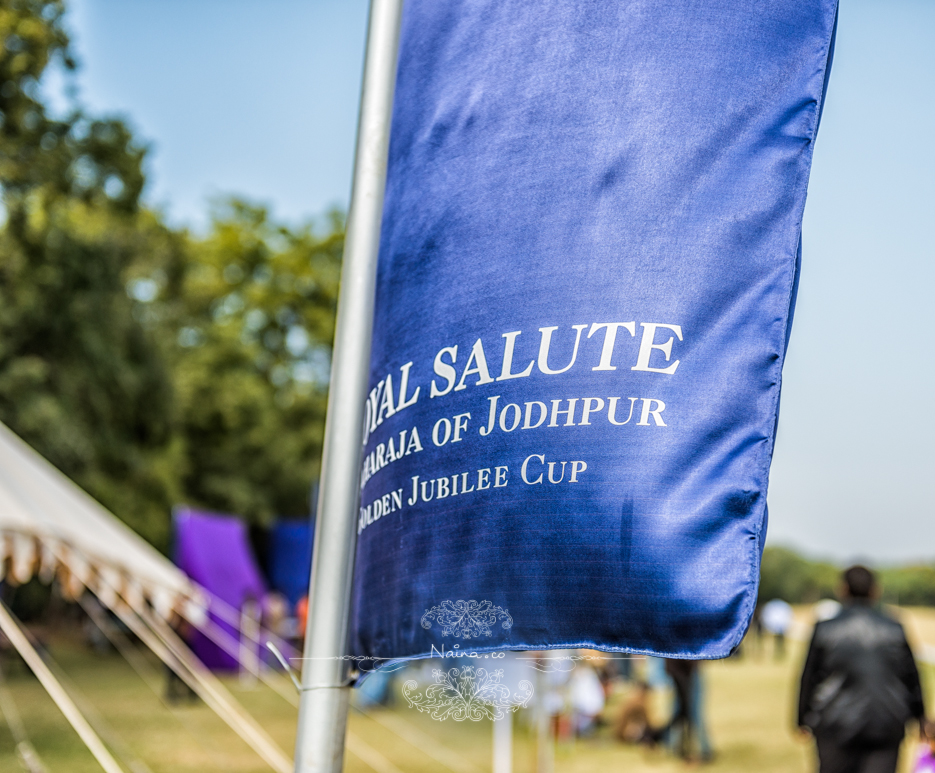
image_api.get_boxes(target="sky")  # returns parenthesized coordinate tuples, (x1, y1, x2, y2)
(51, 0, 370, 226)
(53, 0, 935, 563)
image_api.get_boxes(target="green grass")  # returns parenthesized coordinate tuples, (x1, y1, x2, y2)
(1, 610, 933, 772)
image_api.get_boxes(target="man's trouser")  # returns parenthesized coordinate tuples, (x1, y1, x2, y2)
(816, 736, 900, 773)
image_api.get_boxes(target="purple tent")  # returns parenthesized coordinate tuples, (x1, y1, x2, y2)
(173, 507, 266, 670)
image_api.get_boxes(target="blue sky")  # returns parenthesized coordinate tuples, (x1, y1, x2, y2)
(53, 0, 371, 227)
(55, 0, 935, 562)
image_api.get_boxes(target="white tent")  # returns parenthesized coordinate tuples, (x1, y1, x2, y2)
(0, 420, 194, 613)
(0, 420, 292, 773)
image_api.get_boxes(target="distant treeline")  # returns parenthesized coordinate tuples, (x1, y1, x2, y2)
(760, 547, 935, 606)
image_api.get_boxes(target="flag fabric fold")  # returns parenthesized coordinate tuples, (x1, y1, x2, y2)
(350, 0, 839, 661)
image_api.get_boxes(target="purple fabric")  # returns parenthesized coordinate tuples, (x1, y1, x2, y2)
(173, 507, 267, 670)
(916, 748, 935, 773)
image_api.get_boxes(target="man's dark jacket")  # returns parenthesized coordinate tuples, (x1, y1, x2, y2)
(798, 602, 925, 747)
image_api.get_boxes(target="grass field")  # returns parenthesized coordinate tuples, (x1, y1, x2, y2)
(1, 607, 933, 773)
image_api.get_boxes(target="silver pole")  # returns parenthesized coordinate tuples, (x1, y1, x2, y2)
(294, 1, 403, 771)
(536, 656, 554, 773)
(492, 712, 513, 773)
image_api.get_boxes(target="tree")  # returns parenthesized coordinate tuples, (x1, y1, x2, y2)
(130, 200, 342, 524)
(1, 0, 180, 546)
(758, 546, 838, 603)
(759, 546, 935, 606)
(1, 1, 343, 548)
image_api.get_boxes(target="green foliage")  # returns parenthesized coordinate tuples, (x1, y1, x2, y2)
(1, 1, 179, 546)
(878, 565, 935, 606)
(0, 201, 183, 546)
(1, 0, 73, 193)
(133, 200, 342, 524)
(0, 1, 341, 550)
(1, 1, 143, 208)
(758, 546, 839, 603)
(760, 546, 935, 606)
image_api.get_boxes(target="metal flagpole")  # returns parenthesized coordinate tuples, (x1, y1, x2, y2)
(492, 713, 513, 773)
(294, 1, 403, 771)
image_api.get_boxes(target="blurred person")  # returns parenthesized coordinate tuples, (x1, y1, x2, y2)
(750, 603, 765, 656)
(165, 613, 198, 704)
(814, 598, 843, 622)
(354, 668, 394, 708)
(81, 595, 111, 654)
(239, 594, 262, 687)
(690, 664, 715, 763)
(261, 591, 291, 669)
(295, 594, 309, 643)
(622, 655, 634, 682)
(544, 652, 574, 740)
(614, 680, 654, 744)
(262, 591, 289, 639)
(762, 597, 794, 659)
(644, 655, 671, 691)
(658, 659, 714, 762)
(914, 720, 935, 773)
(593, 651, 630, 690)
(594, 655, 619, 698)
(733, 604, 762, 660)
(615, 652, 634, 683)
(653, 658, 697, 760)
(570, 663, 605, 735)
(798, 565, 925, 773)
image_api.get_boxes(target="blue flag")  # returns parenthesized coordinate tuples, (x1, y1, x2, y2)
(350, 0, 838, 661)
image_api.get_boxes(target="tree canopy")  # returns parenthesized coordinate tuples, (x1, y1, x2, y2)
(1, 0, 340, 549)
(759, 546, 935, 607)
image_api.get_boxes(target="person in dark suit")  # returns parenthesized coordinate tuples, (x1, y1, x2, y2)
(798, 565, 926, 773)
